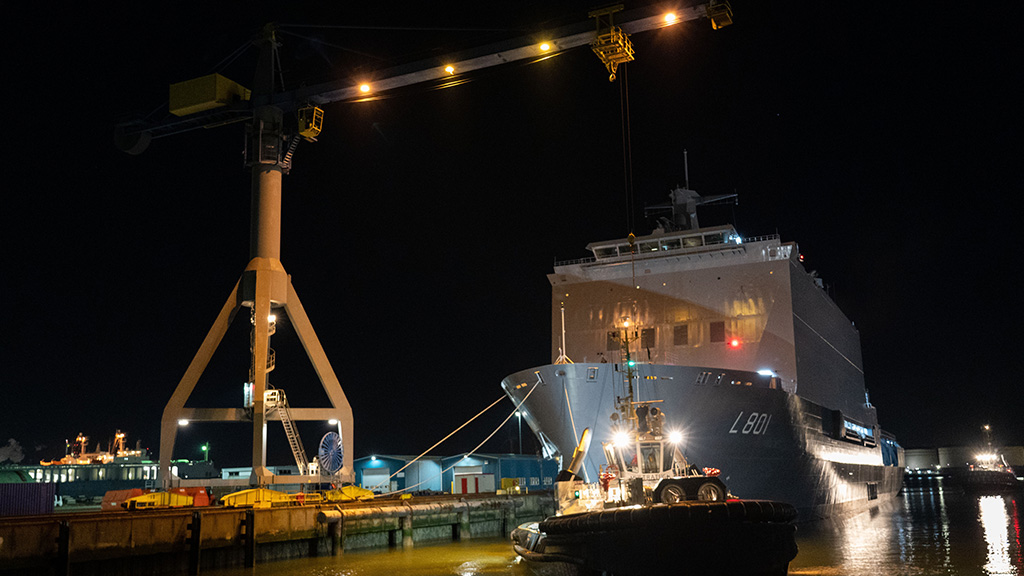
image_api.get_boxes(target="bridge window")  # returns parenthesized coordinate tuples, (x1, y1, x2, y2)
(640, 443, 662, 474)
(674, 325, 689, 346)
(660, 238, 682, 251)
(710, 321, 725, 343)
(606, 331, 621, 351)
(704, 232, 725, 245)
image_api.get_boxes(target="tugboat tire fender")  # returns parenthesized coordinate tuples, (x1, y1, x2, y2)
(540, 500, 798, 535)
(696, 481, 725, 501)
(655, 481, 686, 504)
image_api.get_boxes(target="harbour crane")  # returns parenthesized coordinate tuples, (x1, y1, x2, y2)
(115, 2, 732, 490)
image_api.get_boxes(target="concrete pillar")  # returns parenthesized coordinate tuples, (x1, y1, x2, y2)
(331, 517, 343, 556)
(400, 515, 414, 548)
(459, 509, 472, 540)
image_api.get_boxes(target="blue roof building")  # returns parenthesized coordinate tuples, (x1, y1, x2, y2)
(353, 453, 558, 495)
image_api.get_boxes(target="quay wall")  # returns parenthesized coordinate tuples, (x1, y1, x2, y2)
(0, 493, 555, 576)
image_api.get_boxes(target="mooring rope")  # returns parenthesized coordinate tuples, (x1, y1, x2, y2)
(373, 377, 542, 496)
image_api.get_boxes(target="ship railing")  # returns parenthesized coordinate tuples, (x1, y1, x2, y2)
(743, 234, 780, 244)
(555, 242, 745, 267)
(554, 256, 597, 267)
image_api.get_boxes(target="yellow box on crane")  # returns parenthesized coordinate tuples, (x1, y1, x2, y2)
(298, 106, 324, 140)
(707, 1, 734, 30)
(169, 73, 251, 117)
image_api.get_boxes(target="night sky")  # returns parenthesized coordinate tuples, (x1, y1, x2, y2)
(3, 2, 1019, 468)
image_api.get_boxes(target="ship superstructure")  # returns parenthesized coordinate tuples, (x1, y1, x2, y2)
(502, 185, 904, 519)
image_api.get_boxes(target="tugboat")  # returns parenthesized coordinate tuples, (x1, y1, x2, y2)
(512, 350, 799, 575)
(597, 397, 729, 506)
(960, 425, 1020, 494)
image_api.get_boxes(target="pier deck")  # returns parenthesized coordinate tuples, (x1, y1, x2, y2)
(0, 492, 555, 576)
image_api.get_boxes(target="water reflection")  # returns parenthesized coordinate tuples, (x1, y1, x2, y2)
(981, 495, 1016, 575)
(207, 538, 527, 576)
(789, 486, 1021, 576)
(894, 484, 953, 572)
(204, 488, 1023, 576)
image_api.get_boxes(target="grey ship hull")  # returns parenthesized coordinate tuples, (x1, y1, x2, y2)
(502, 198, 904, 519)
(502, 362, 903, 520)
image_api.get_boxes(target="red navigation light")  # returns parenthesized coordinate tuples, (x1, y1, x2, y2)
(729, 338, 741, 348)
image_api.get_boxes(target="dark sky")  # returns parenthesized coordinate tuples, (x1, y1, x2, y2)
(3, 2, 1019, 468)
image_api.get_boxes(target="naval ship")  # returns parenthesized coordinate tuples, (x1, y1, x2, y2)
(501, 184, 904, 519)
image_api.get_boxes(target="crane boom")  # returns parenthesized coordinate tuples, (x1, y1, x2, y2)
(131, 1, 731, 491)
(115, 2, 724, 150)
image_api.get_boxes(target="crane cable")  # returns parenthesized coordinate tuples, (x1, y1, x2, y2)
(619, 63, 635, 236)
(619, 63, 642, 395)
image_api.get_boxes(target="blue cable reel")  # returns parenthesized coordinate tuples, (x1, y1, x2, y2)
(318, 431, 344, 475)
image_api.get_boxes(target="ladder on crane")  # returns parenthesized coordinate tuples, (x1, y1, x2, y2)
(264, 389, 309, 475)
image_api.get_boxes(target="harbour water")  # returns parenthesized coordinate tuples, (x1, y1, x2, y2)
(206, 484, 1022, 576)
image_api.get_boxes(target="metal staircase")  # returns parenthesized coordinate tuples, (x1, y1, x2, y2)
(264, 389, 309, 475)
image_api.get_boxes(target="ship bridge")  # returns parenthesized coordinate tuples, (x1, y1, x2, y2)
(586, 225, 746, 262)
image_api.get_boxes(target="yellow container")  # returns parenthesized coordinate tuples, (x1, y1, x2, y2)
(323, 485, 374, 503)
(220, 487, 291, 508)
(124, 491, 193, 509)
(169, 73, 250, 117)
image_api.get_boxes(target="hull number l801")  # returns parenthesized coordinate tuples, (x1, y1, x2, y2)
(729, 411, 771, 435)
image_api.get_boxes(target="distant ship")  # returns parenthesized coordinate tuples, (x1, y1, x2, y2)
(501, 182, 904, 519)
(4, 431, 214, 503)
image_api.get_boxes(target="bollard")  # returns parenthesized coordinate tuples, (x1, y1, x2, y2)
(243, 510, 256, 567)
(54, 520, 70, 576)
(187, 510, 203, 575)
